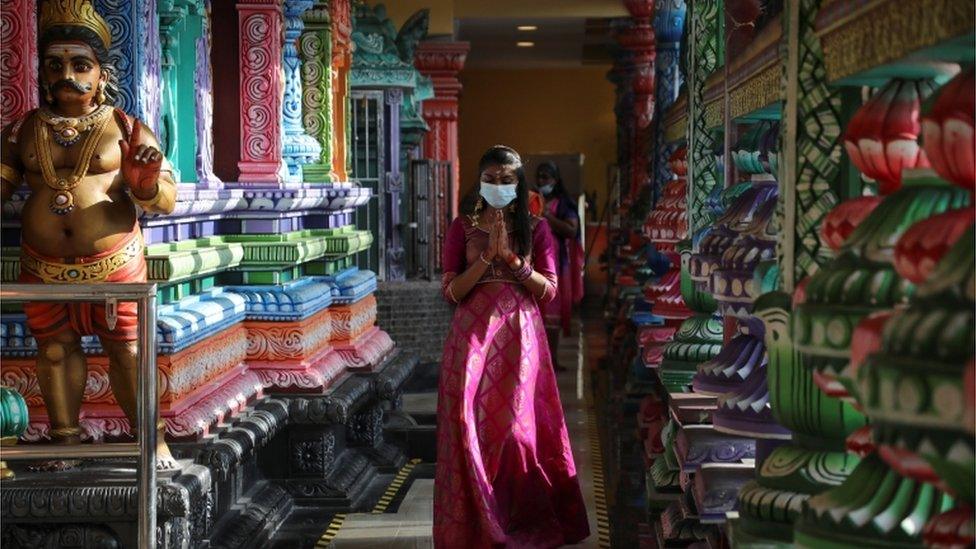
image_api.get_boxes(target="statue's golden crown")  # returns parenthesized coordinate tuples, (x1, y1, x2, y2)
(39, 0, 112, 50)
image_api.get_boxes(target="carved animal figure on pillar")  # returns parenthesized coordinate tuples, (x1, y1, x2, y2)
(0, 0, 178, 470)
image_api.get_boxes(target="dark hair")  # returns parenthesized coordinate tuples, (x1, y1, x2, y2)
(476, 145, 533, 256)
(536, 160, 567, 197)
(39, 26, 119, 107)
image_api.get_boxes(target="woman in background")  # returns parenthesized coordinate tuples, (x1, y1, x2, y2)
(434, 145, 589, 548)
(535, 161, 583, 370)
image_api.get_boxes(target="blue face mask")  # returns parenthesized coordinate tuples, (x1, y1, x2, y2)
(480, 183, 518, 209)
(538, 183, 555, 196)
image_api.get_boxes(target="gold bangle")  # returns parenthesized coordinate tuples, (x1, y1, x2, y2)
(447, 280, 459, 303)
(131, 183, 162, 208)
(0, 163, 22, 184)
(479, 252, 492, 265)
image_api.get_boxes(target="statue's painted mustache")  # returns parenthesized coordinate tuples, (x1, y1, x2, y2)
(52, 79, 93, 94)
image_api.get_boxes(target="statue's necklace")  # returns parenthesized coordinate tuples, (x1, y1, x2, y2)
(37, 105, 113, 148)
(34, 109, 112, 215)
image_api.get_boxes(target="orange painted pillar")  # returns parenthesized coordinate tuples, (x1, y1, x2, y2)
(415, 40, 470, 219)
(329, 0, 352, 181)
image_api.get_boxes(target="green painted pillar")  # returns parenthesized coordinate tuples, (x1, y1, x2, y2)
(729, 0, 868, 545)
(178, 4, 202, 183)
(300, 2, 335, 182)
(686, 0, 723, 236)
(158, 0, 202, 183)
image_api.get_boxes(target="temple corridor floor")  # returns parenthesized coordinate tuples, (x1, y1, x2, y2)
(319, 311, 608, 548)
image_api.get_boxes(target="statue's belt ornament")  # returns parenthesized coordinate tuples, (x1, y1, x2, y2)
(34, 106, 113, 215)
(20, 234, 143, 284)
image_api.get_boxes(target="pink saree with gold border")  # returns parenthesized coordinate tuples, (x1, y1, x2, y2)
(433, 215, 590, 548)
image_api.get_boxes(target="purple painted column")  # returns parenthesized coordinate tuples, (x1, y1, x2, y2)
(195, 0, 222, 188)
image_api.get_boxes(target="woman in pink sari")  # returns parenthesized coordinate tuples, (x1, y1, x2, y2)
(535, 161, 584, 371)
(434, 145, 590, 548)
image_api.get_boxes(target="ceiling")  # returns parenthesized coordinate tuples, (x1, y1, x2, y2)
(453, 0, 625, 68)
(454, 0, 627, 19)
(458, 16, 620, 69)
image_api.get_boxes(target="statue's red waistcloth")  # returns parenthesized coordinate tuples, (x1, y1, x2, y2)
(18, 227, 148, 342)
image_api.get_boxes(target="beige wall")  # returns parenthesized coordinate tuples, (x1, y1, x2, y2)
(458, 66, 616, 218)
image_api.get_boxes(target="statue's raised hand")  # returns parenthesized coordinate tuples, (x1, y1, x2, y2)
(118, 120, 163, 199)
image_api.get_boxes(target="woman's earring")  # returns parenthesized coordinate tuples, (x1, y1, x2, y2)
(95, 82, 106, 105)
(475, 197, 485, 214)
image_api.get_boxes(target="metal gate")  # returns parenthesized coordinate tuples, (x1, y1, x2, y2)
(406, 159, 452, 279)
(349, 90, 386, 278)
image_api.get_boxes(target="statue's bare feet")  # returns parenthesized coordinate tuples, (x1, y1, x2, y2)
(27, 432, 81, 472)
(27, 459, 79, 472)
(156, 439, 180, 472)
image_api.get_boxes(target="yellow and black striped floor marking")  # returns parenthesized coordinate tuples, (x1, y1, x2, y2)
(588, 408, 611, 548)
(315, 458, 423, 547)
(372, 458, 421, 514)
(315, 513, 346, 548)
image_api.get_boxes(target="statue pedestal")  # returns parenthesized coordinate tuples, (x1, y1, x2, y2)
(0, 460, 213, 549)
(0, 351, 419, 548)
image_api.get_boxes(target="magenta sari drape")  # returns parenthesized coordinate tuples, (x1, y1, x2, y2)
(434, 216, 590, 548)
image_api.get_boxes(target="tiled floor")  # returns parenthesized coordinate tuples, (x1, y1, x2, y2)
(327, 320, 603, 548)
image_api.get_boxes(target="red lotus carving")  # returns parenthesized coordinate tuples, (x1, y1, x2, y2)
(844, 79, 932, 195)
(922, 67, 975, 191)
(820, 195, 884, 251)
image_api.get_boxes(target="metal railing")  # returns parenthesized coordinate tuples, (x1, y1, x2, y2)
(0, 283, 158, 548)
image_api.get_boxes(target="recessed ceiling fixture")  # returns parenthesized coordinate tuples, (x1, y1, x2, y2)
(517, 41, 535, 47)
(517, 25, 538, 31)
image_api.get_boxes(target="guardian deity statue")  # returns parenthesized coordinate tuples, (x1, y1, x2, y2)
(1, 0, 178, 469)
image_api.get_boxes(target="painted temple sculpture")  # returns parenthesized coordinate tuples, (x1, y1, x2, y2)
(0, 0, 467, 546)
(2, 0, 181, 470)
(605, 0, 975, 547)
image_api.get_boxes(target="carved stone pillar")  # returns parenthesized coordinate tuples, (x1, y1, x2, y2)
(237, 0, 284, 185)
(0, 0, 37, 127)
(195, 0, 222, 187)
(300, 2, 335, 182)
(619, 0, 656, 201)
(281, 0, 321, 182)
(329, 0, 352, 182)
(686, 0, 722, 235)
(158, 0, 188, 181)
(139, 0, 163, 133)
(607, 47, 635, 208)
(414, 40, 469, 219)
(651, 1, 686, 201)
(95, 0, 158, 123)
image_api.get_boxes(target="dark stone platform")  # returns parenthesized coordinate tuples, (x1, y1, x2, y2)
(0, 351, 420, 549)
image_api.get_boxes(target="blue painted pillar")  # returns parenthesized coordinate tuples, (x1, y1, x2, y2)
(652, 0, 686, 201)
(281, 0, 322, 182)
(94, 0, 162, 130)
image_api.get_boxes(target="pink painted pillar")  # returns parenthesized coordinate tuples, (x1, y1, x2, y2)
(237, 0, 284, 185)
(1, 0, 38, 127)
(415, 41, 470, 220)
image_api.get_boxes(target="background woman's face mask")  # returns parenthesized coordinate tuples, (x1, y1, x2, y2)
(538, 183, 555, 196)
